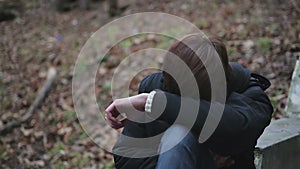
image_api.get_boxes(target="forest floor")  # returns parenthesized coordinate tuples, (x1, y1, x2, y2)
(0, 0, 299, 168)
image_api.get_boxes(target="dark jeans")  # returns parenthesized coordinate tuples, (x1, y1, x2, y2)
(114, 123, 217, 169)
(156, 124, 217, 169)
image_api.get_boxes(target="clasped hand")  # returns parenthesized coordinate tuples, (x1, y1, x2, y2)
(105, 93, 149, 129)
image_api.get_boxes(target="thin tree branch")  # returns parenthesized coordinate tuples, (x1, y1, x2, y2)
(0, 67, 57, 135)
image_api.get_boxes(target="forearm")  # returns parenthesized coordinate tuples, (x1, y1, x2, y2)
(148, 90, 271, 155)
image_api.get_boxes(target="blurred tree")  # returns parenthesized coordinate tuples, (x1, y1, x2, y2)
(108, 0, 129, 17)
(53, 0, 127, 17)
(0, 0, 23, 22)
(108, 0, 118, 16)
(53, 0, 78, 12)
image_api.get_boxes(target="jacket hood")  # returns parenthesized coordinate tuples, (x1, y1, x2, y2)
(229, 62, 251, 93)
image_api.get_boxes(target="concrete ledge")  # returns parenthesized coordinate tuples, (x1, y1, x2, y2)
(255, 118, 300, 169)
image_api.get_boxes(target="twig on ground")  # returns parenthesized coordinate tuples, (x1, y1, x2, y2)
(0, 67, 57, 135)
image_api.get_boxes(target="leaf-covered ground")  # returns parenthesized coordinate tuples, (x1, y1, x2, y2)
(0, 0, 299, 168)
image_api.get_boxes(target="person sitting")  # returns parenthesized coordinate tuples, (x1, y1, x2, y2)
(105, 34, 273, 169)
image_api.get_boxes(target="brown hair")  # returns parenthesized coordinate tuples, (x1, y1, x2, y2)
(162, 34, 232, 101)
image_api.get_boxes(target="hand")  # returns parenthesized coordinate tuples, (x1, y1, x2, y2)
(105, 93, 149, 129)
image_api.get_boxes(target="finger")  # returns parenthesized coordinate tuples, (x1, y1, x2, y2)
(105, 101, 121, 117)
(106, 113, 123, 129)
(107, 111, 123, 126)
(120, 119, 129, 126)
(105, 101, 117, 114)
(106, 118, 123, 129)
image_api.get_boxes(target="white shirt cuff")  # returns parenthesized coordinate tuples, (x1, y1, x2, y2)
(145, 91, 156, 113)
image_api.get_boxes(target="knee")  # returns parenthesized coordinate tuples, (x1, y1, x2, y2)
(159, 124, 196, 153)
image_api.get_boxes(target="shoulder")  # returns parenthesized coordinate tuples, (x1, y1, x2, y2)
(138, 72, 164, 93)
(228, 85, 273, 118)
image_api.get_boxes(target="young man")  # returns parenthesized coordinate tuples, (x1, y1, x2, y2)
(105, 35, 273, 169)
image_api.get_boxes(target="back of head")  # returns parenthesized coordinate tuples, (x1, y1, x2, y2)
(162, 34, 232, 101)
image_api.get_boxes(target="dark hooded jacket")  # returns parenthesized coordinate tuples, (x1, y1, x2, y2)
(114, 62, 273, 169)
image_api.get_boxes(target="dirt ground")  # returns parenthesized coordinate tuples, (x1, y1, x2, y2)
(0, 0, 299, 168)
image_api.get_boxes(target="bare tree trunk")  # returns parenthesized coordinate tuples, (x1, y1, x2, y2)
(0, 0, 23, 22)
(79, 0, 91, 10)
(109, 0, 118, 16)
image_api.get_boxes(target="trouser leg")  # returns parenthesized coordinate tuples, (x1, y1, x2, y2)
(156, 124, 217, 169)
(113, 121, 164, 169)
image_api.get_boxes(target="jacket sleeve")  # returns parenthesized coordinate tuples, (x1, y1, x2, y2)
(113, 73, 164, 169)
(151, 86, 273, 155)
(138, 72, 164, 94)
